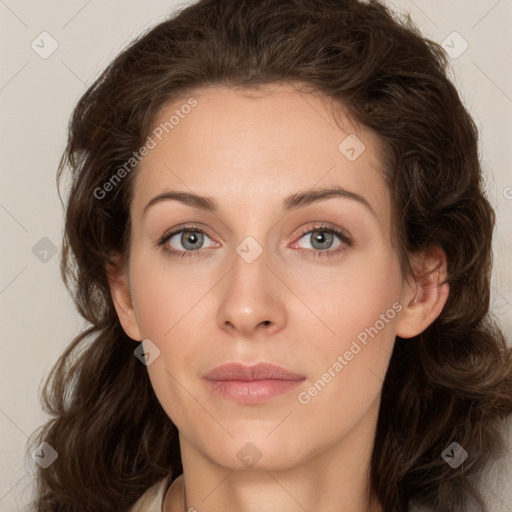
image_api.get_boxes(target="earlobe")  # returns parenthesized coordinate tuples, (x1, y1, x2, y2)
(395, 247, 450, 339)
(106, 254, 142, 342)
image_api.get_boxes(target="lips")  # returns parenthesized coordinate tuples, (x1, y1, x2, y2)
(204, 362, 305, 381)
(203, 362, 306, 404)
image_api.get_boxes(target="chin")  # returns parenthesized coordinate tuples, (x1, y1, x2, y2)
(201, 431, 312, 472)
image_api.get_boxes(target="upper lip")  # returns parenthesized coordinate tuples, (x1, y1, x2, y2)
(204, 362, 305, 381)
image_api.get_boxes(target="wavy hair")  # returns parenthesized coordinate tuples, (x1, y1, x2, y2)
(27, 0, 512, 511)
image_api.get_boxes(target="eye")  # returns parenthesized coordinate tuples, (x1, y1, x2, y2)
(156, 222, 352, 260)
(157, 225, 218, 259)
(292, 224, 352, 258)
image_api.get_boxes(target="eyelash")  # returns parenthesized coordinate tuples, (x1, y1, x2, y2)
(156, 223, 352, 260)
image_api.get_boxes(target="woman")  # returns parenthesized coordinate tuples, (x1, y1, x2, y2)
(27, 0, 512, 511)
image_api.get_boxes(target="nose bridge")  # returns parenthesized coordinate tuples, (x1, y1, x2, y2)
(216, 239, 286, 336)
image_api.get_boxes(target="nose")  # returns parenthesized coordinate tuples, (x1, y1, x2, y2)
(216, 248, 287, 338)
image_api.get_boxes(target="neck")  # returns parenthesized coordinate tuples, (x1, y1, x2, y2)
(164, 398, 383, 512)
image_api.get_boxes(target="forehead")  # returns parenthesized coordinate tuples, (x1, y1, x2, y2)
(131, 83, 390, 229)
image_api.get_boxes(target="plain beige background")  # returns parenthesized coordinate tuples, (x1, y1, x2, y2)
(0, 0, 511, 510)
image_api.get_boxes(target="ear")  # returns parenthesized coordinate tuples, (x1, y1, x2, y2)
(395, 246, 450, 339)
(107, 253, 143, 342)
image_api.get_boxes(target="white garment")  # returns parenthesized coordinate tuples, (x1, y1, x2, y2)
(129, 475, 171, 512)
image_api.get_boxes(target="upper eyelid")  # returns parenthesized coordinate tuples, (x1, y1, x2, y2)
(159, 223, 214, 242)
(296, 222, 351, 238)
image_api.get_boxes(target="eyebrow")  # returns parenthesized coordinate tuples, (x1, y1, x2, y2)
(143, 186, 376, 218)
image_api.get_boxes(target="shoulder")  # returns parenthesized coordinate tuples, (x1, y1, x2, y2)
(128, 475, 171, 512)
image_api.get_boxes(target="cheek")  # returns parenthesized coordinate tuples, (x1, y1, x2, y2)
(287, 243, 403, 343)
(128, 249, 202, 340)
(289, 248, 402, 399)
(292, 293, 400, 444)
(127, 250, 211, 404)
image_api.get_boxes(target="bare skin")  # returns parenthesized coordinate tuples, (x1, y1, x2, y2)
(109, 83, 449, 512)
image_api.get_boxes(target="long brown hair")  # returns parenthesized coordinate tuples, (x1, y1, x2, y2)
(27, 1, 512, 510)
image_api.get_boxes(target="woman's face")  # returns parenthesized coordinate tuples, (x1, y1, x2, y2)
(112, 83, 422, 472)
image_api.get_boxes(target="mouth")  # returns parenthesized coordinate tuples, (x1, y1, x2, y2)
(203, 362, 306, 404)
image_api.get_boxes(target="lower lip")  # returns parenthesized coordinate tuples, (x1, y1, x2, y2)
(204, 378, 305, 404)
